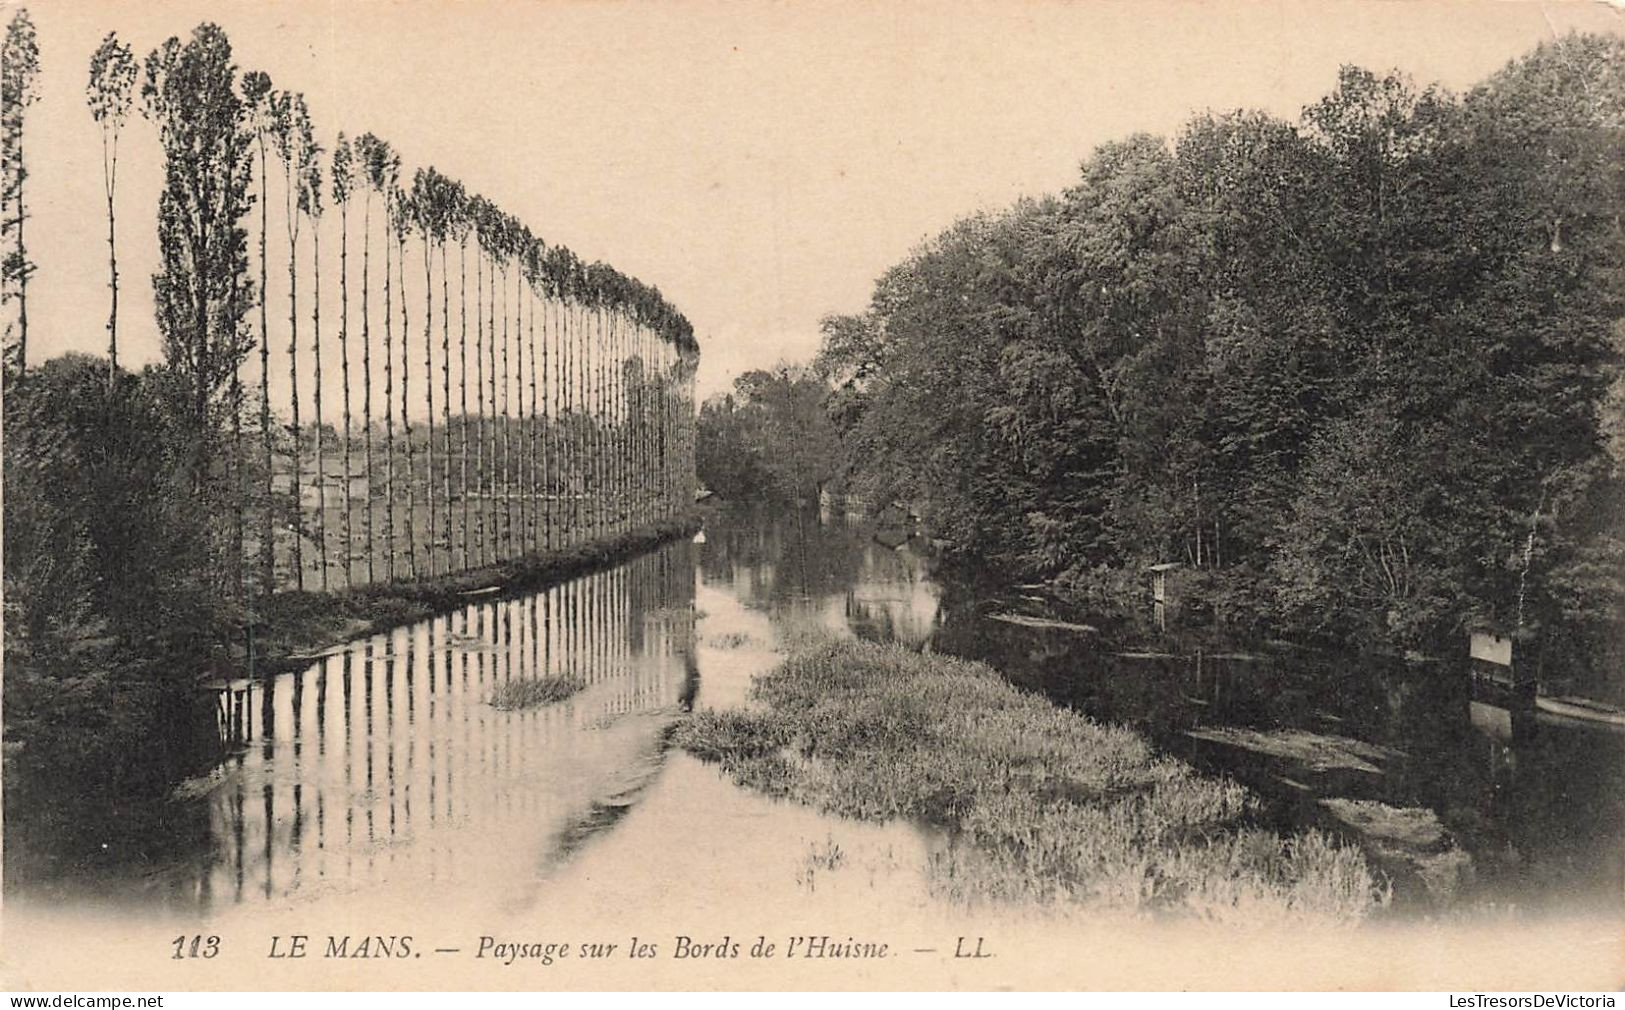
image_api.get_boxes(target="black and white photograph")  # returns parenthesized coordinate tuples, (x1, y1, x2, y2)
(1, 0, 1622, 993)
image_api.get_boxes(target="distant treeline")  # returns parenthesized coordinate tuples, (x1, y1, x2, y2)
(808, 35, 1624, 669)
(696, 365, 840, 504)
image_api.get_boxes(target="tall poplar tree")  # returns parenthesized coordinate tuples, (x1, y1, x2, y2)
(332, 135, 356, 586)
(270, 91, 317, 590)
(449, 185, 473, 569)
(141, 24, 255, 575)
(360, 135, 399, 580)
(87, 32, 136, 382)
(2, 8, 39, 375)
(392, 183, 415, 578)
(240, 69, 275, 593)
(306, 143, 326, 589)
(354, 133, 396, 583)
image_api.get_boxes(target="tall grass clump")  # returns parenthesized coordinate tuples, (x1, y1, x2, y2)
(489, 673, 585, 711)
(673, 636, 1386, 925)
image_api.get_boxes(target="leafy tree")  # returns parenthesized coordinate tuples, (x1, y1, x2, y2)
(411, 168, 460, 573)
(5, 357, 240, 865)
(357, 134, 400, 580)
(141, 24, 254, 514)
(824, 34, 1625, 677)
(697, 365, 839, 504)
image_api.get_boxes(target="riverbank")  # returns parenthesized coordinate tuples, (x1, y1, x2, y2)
(3, 513, 703, 886)
(241, 512, 702, 682)
(674, 634, 1386, 925)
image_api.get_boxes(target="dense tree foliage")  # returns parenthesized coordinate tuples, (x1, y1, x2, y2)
(697, 364, 840, 503)
(820, 36, 1625, 673)
(4, 356, 239, 865)
(142, 24, 255, 488)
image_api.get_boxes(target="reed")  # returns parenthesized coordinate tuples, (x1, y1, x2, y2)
(489, 673, 585, 711)
(674, 635, 1386, 925)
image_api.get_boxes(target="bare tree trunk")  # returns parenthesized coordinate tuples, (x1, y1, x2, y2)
(514, 269, 527, 554)
(501, 261, 512, 559)
(474, 247, 487, 566)
(560, 299, 571, 546)
(487, 251, 498, 559)
(104, 136, 118, 379)
(664, 349, 672, 517)
(615, 313, 625, 532)
(615, 314, 624, 532)
(527, 281, 539, 552)
(579, 302, 589, 542)
(423, 231, 436, 576)
(400, 226, 415, 579)
(339, 202, 353, 588)
(313, 220, 326, 590)
(627, 320, 636, 529)
(583, 303, 594, 541)
(230, 286, 244, 603)
(605, 309, 615, 533)
(632, 324, 641, 528)
(568, 301, 579, 545)
(645, 327, 654, 526)
(288, 200, 304, 591)
(440, 240, 453, 575)
(541, 295, 551, 551)
(383, 206, 396, 581)
(259, 138, 275, 595)
(362, 192, 376, 585)
(595, 307, 604, 536)
(459, 239, 470, 571)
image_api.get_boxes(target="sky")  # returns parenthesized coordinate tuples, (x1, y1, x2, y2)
(13, 0, 1625, 399)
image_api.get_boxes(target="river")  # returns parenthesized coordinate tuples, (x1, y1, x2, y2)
(6, 503, 1621, 935)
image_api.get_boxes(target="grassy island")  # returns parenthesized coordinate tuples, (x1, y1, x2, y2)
(676, 635, 1385, 925)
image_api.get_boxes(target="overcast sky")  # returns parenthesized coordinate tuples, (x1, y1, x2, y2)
(16, 0, 1624, 398)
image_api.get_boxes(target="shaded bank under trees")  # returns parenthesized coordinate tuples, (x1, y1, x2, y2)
(4, 356, 241, 871)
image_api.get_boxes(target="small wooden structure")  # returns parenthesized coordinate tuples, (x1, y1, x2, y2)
(1468, 628, 1534, 707)
(1146, 562, 1182, 604)
(1146, 562, 1181, 631)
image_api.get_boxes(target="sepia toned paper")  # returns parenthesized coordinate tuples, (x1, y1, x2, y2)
(2, 0, 1623, 992)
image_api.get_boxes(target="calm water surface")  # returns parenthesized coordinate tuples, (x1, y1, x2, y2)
(14, 505, 1621, 922)
(698, 506, 1624, 918)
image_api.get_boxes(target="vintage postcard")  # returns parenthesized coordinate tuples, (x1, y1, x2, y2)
(2, 0, 1622, 993)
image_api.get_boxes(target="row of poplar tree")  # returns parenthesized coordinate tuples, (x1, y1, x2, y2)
(1, 14, 700, 601)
